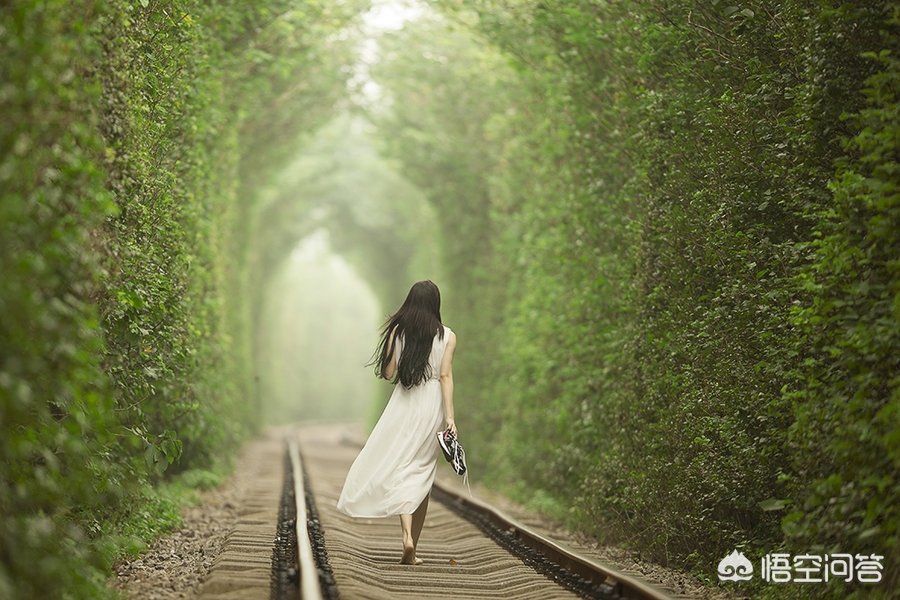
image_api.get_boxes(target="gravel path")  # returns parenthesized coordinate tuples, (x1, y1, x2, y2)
(111, 478, 241, 600)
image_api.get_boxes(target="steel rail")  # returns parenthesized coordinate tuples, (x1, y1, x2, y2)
(288, 438, 324, 600)
(432, 479, 676, 600)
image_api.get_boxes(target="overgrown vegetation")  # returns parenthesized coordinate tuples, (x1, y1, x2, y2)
(367, 1, 900, 597)
(4, 0, 898, 598)
(0, 0, 363, 597)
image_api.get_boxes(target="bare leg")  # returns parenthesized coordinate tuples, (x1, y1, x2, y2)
(400, 514, 415, 564)
(411, 495, 429, 548)
(399, 495, 429, 565)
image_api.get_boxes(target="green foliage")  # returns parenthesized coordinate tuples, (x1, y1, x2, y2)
(172, 468, 227, 492)
(372, 0, 900, 595)
(1, 2, 136, 596)
(783, 28, 900, 598)
(4, 0, 898, 597)
(1, 0, 364, 597)
(364, 13, 525, 446)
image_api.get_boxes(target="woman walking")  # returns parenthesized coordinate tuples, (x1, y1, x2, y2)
(337, 280, 457, 565)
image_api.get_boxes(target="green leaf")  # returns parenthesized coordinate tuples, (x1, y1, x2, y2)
(759, 498, 791, 511)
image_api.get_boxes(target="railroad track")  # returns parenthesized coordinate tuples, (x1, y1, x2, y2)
(282, 423, 677, 600)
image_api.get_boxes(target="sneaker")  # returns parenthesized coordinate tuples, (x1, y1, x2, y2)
(451, 440, 467, 476)
(437, 429, 455, 462)
(436, 429, 467, 475)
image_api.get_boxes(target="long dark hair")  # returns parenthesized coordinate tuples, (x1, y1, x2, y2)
(371, 280, 444, 388)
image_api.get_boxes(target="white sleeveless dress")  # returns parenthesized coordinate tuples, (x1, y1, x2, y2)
(337, 326, 452, 517)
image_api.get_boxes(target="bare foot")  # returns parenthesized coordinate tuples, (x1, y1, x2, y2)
(399, 544, 423, 565)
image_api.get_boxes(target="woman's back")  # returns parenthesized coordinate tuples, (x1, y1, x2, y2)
(338, 280, 457, 565)
(394, 326, 451, 388)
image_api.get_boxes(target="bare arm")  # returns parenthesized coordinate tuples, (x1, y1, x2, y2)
(384, 326, 399, 380)
(439, 331, 457, 435)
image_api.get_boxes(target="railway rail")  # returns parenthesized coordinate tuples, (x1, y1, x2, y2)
(283, 423, 679, 600)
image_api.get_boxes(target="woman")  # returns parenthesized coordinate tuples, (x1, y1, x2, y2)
(337, 280, 457, 565)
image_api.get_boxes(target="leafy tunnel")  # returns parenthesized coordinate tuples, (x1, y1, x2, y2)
(250, 114, 443, 424)
(2, 1, 899, 599)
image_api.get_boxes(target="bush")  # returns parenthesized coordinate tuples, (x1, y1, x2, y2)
(375, 1, 900, 594)
(1, 0, 363, 596)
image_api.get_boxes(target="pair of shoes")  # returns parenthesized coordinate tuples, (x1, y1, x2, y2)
(437, 429, 467, 476)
